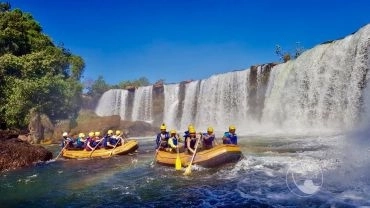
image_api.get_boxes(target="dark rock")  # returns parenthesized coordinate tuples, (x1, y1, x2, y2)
(0, 138, 53, 172)
(120, 120, 157, 137)
(0, 129, 20, 141)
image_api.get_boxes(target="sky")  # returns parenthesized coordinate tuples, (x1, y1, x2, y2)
(8, 0, 370, 85)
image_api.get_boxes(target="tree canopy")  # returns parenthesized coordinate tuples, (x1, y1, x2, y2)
(0, 3, 85, 128)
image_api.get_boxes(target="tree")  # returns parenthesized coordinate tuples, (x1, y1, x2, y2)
(275, 42, 305, 63)
(86, 75, 110, 97)
(0, 4, 85, 128)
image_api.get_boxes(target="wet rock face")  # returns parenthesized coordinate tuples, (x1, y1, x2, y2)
(0, 133, 53, 171)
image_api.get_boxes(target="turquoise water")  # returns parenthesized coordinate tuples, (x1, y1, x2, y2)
(1, 135, 369, 207)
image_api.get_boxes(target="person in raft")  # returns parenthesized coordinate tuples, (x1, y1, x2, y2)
(61, 132, 74, 149)
(183, 123, 194, 142)
(186, 127, 202, 154)
(168, 129, 183, 152)
(75, 133, 87, 149)
(85, 131, 101, 151)
(156, 123, 170, 150)
(113, 130, 123, 145)
(202, 126, 217, 150)
(222, 125, 238, 145)
(103, 130, 115, 149)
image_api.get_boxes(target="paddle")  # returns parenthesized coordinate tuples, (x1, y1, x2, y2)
(89, 138, 103, 158)
(109, 136, 122, 157)
(151, 139, 162, 166)
(53, 141, 68, 161)
(183, 135, 201, 176)
(175, 140, 181, 170)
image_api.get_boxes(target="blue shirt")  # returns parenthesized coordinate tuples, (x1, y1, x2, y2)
(223, 132, 237, 145)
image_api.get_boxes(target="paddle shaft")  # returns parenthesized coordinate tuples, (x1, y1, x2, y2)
(152, 138, 164, 165)
(184, 134, 202, 175)
(109, 137, 122, 156)
(188, 136, 200, 166)
(54, 142, 68, 160)
(175, 140, 181, 170)
(89, 138, 103, 158)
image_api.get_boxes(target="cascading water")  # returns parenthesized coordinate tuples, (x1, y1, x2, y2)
(95, 89, 129, 120)
(131, 85, 153, 122)
(94, 24, 369, 136)
(179, 80, 200, 130)
(262, 25, 369, 134)
(163, 84, 180, 129)
(194, 70, 250, 132)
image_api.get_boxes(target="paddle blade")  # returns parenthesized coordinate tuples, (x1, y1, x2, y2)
(183, 164, 192, 176)
(175, 155, 181, 170)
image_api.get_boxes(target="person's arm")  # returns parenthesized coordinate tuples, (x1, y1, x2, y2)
(222, 132, 230, 144)
(86, 140, 93, 150)
(187, 138, 194, 154)
(168, 138, 176, 148)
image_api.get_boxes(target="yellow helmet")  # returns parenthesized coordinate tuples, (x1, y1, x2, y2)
(188, 124, 194, 130)
(79, 133, 85, 138)
(229, 125, 236, 130)
(170, 129, 176, 134)
(189, 128, 196, 134)
(88, 132, 94, 137)
(207, 127, 214, 133)
(95, 131, 101, 137)
(160, 123, 166, 130)
(116, 130, 121, 135)
(108, 130, 113, 135)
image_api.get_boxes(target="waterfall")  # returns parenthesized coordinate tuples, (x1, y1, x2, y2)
(262, 25, 370, 133)
(131, 86, 153, 122)
(163, 84, 180, 130)
(194, 70, 250, 132)
(95, 89, 129, 120)
(179, 81, 200, 130)
(94, 24, 369, 135)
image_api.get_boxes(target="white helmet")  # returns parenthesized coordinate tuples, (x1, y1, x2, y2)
(62, 132, 68, 137)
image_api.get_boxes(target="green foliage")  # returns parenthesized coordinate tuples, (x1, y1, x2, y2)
(87, 75, 110, 97)
(115, 76, 150, 89)
(0, 4, 85, 129)
(275, 42, 305, 63)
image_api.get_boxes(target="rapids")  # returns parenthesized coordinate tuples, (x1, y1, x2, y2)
(1, 134, 369, 207)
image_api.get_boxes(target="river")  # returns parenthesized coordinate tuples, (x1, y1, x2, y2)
(1, 133, 369, 207)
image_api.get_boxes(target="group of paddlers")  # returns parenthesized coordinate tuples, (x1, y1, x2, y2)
(155, 123, 238, 154)
(61, 130, 125, 151)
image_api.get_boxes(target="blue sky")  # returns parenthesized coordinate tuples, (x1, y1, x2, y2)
(9, 0, 370, 85)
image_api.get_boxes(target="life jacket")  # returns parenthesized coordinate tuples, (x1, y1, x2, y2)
(102, 135, 110, 147)
(223, 132, 237, 145)
(183, 131, 190, 148)
(156, 132, 169, 148)
(187, 137, 197, 149)
(62, 137, 74, 148)
(85, 138, 99, 151)
(109, 136, 118, 145)
(75, 137, 86, 149)
(202, 133, 215, 146)
(168, 137, 178, 148)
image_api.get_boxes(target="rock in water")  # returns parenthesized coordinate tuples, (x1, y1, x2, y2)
(0, 138, 53, 171)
